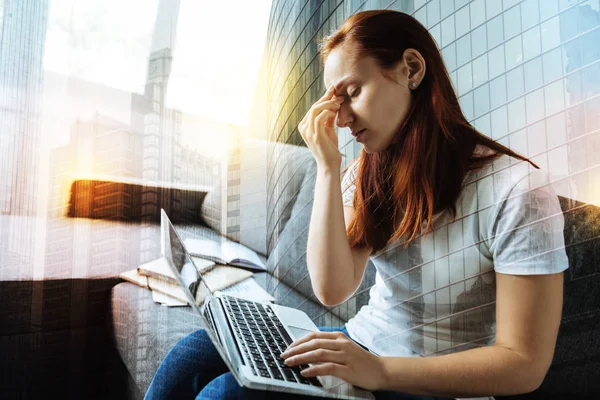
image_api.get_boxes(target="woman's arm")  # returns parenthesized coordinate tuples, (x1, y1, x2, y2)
(306, 167, 371, 306)
(297, 86, 371, 307)
(379, 272, 564, 397)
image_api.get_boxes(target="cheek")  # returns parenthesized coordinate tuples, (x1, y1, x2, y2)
(380, 92, 411, 130)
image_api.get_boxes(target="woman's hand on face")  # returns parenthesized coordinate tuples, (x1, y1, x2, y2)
(298, 86, 345, 171)
(280, 331, 387, 391)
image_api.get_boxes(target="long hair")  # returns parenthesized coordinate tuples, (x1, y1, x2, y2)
(319, 10, 538, 254)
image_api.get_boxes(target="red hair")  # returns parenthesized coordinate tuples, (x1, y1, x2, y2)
(319, 10, 538, 254)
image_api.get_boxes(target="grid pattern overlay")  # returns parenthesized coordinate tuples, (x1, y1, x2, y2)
(341, 152, 569, 356)
(265, 0, 599, 356)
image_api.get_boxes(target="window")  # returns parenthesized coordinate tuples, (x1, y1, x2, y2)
(505, 35, 523, 70)
(507, 97, 526, 133)
(488, 45, 506, 79)
(457, 62, 473, 95)
(442, 42, 457, 71)
(491, 105, 508, 139)
(455, 5, 470, 38)
(471, 24, 487, 57)
(506, 66, 524, 100)
(524, 56, 543, 92)
(441, 15, 456, 47)
(522, 26, 542, 61)
(503, 6, 521, 39)
(526, 88, 546, 124)
(473, 83, 490, 117)
(456, 35, 471, 66)
(472, 54, 489, 87)
(542, 47, 564, 84)
(541, 16, 561, 52)
(487, 15, 504, 49)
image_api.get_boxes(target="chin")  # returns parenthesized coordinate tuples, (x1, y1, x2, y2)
(362, 142, 387, 154)
(362, 146, 375, 154)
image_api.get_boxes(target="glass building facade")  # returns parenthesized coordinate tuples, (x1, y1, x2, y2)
(0, 0, 597, 396)
(265, 0, 599, 317)
(0, 0, 48, 280)
(0, 1, 227, 396)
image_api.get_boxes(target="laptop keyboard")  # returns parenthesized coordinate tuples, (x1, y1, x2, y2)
(221, 296, 322, 387)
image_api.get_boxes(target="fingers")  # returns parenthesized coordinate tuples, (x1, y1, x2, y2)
(285, 331, 344, 350)
(313, 97, 344, 117)
(284, 348, 346, 367)
(299, 97, 343, 140)
(281, 338, 343, 359)
(297, 86, 345, 169)
(314, 108, 337, 131)
(298, 86, 337, 129)
(299, 362, 347, 378)
(315, 109, 340, 147)
(318, 84, 337, 103)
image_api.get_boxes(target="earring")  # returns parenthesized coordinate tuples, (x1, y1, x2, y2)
(411, 82, 417, 89)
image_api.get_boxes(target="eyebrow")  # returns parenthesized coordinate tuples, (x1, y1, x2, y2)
(332, 77, 356, 93)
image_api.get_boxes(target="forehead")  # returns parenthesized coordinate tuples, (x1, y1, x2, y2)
(323, 43, 375, 88)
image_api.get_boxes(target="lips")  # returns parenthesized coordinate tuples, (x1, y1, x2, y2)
(353, 129, 366, 143)
(351, 129, 365, 137)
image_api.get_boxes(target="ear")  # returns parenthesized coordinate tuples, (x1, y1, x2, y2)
(402, 48, 426, 88)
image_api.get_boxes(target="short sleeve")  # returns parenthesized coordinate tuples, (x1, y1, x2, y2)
(486, 169, 569, 275)
(341, 160, 359, 207)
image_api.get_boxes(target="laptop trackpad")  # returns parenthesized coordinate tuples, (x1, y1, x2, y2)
(287, 326, 315, 341)
(271, 304, 318, 332)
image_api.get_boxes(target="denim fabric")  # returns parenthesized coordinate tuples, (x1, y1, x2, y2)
(144, 328, 229, 400)
(145, 327, 450, 400)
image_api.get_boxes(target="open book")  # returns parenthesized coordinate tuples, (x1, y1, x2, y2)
(159, 264, 253, 305)
(137, 256, 216, 285)
(183, 238, 266, 271)
(120, 263, 253, 306)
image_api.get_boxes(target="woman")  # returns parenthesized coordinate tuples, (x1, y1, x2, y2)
(145, 10, 568, 400)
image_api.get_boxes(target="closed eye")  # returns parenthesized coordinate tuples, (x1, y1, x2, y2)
(348, 88, 360, 98)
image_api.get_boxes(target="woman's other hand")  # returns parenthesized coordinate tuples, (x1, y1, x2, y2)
(280, 331, 387, 391)
(298, 86, 345, 171)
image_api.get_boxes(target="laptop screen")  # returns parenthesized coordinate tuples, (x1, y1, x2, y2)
(160, 209, 245, 384)
(160, 209, 214, 307)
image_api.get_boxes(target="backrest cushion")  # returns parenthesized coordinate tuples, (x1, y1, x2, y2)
(265, 147, 375, 322)
(265, 145, 319, 304)
(530, 197, 600, 397)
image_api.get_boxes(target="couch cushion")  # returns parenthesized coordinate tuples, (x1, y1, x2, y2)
(264, 145, 378, 323)
(266, 144, 316, 254)
(532, 197, 600, 397)
(264, 145, 329, 312)
(111, 282, 201, 399)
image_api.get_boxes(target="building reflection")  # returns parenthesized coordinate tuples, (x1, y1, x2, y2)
(0, 0, 48, 280)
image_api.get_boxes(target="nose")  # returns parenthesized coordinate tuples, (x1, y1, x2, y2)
(335, 101, 354, 129)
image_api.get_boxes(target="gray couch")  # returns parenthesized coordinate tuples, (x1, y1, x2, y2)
(110, 146, 600, 399)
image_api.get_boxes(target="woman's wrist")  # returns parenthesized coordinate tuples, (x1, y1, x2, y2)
(377, 356, 394, 391)
(316, 161, 341, 177)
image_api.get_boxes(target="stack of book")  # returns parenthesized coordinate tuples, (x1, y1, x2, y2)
(119, 237, 274, 307)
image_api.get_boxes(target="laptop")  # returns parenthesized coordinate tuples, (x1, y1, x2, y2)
(160, 209, 375, 399)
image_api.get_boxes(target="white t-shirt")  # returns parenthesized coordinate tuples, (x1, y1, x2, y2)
(341, 149, 569, 400)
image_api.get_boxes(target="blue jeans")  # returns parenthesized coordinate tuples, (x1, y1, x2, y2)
(145, 326, 450, 400)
